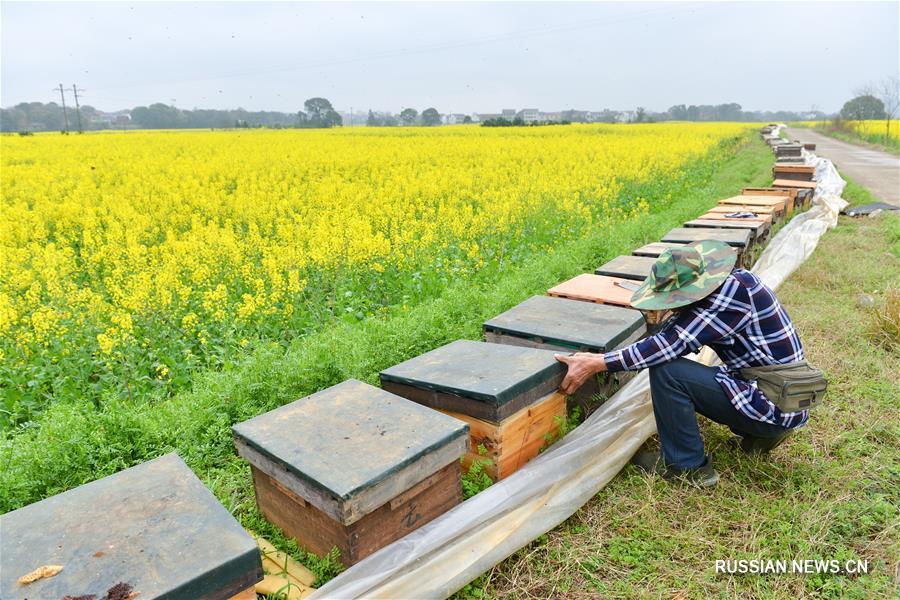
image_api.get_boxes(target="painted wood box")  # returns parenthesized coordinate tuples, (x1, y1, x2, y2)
(232, 379, 468, 567)
(775, 144, 803, 157)
(594, 254, 658, 281)
(698, 210, 773, 226)
(380, 340, 567, 480)
(632, 241, 688, 258)
(683, 218, 770, 244)
(661, 226, 752, 251)
(483, 295, 645, 417)
(0, 453, 262, 600)
(742, 187, 800, 214)
(547, 273, 670, 326)
(773, 163, 816, 182)
(483, 295, 646, 353)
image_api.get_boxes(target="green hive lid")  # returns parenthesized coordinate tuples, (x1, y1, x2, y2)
(232, 379, 468, 525)
(632, 242, 686, 257)
(483, 296, 645, 352)
(379, 340, 565, 413)
(594, 255, 657, 281)
(0, 453, 261, 600)
(661, 227, 752, 248)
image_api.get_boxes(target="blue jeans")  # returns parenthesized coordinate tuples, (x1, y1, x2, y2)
(649, 357, 790, 470)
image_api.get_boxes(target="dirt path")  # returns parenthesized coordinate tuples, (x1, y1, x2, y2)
(785, 127, 900, 206)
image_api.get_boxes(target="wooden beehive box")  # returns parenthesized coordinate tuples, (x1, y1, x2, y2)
(662, 226, 752, 251)
(683, 218, 770, 244)
(775, 144, 803, 157)
(741, 187, 798, 215)
(380, 340, 566, 481)
(483, 295, 646, 353)
(772, 178, 817, 191)
(803, 143, 816, 151)
(724, 193, 790, 218)
(547, 273, 670, 326)
(773, 163, 816, 182)
(698, 210, 773, 225)
(0, 453, 262, 600)
(483, 295, 645, 415)
(632, 241, 687, 258)
(595, 254, 657, 281)
(232, 379, 468, 566)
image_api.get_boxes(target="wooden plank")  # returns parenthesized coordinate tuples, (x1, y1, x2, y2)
(632, 241, 687, 257)
(0, 454, 263, 600)
(448, 392, 567, 480)
(707, 204, 777, 215)
(483, 295, 646, 353)
(547, 274, 670, 325)
(251, 461, 461, 566)
(232, 379, 468, 526)
(773, 163, 815, 174)
(741, 187, 797, 216)
(683, 219, 770, 242)
(698, 211, 773, 225)
(380, 340, 565, 424)
(661, 227, 752, 248)
(772, 178, 817, 189)
(594, 254, 657, 281)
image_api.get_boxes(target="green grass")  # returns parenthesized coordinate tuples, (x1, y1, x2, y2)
(454, 193, 900, 599)
(0, 133, 776, 578)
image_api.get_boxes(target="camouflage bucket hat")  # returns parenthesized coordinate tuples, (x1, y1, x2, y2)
(630, 240, 737, 311)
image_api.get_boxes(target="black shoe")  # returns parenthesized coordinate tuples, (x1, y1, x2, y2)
(732, 430, 794, 454)
(632, 451, 720, 488)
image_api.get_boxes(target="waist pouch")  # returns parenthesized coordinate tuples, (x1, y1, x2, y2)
(740, 361, 827, 412)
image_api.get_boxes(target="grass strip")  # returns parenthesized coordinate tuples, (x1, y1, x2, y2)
(455, 178, 899, 599)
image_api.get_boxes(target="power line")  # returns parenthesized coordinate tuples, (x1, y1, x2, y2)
(72, 84, 84, 133)
(57, 83, 70, 133)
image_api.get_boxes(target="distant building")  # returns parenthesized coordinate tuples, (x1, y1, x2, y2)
(501, 109, 517, 120)
(442, 113, 469, 125)
(540, 111, 562, 122)
(517, 108, 539, 123)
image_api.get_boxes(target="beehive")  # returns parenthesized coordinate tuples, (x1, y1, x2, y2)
(547, 273, 670, 326)
(698, 210, 773, 226)
(772, 178, 817, 190)
(775, 143, 803, 157)
(632, 241, 688, 258)
(723, 193, 790, 218)
(232, 379, 468, 566)
(742, 187, 799, 214)
(773, 163, 816, 182)
(0, 453, 262, 600)
(380, 340, 567, 480)
(595, 254, 658, 281)
(662, 226, 752, 251)
(683, 218, 770, 244)
(483, 295, 645, 415)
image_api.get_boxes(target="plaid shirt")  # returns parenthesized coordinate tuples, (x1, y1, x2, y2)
(604, 268, 808, 428)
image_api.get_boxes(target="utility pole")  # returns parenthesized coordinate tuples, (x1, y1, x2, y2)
(72, 84, 84, 133)
(58, 83, 70, 133)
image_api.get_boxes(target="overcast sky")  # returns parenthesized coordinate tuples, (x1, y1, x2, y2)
(2, 1, 898, 114)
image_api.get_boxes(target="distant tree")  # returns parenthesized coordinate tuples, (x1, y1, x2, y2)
(400, 108, 418, 125)
(840, 94, 886, 121)
(877, 76, 900, 141)
(716, 103, 742, 121)
(668, 104, 688, 120)
(462, 115, 472, 124)
(634, 107, 646, 123)
(303, 97, 342, 128)
(366, 110, 379, 127)
(421, 107, 441, 126)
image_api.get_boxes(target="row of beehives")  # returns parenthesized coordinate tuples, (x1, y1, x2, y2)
(0, 130, 819, 600)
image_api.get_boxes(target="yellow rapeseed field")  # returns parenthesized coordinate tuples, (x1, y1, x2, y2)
(1, 123, 752, 424)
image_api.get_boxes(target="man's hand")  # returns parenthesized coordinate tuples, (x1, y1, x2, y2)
(554, 352, 607, 395)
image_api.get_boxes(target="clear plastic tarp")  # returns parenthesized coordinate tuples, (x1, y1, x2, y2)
(310, 127, 848, 599)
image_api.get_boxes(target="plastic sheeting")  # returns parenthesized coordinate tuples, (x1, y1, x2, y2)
(309, 129, 848, 599)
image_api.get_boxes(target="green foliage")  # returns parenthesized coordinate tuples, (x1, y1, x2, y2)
(1, 132, 770, 587)
(461, 444, 494, 500)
